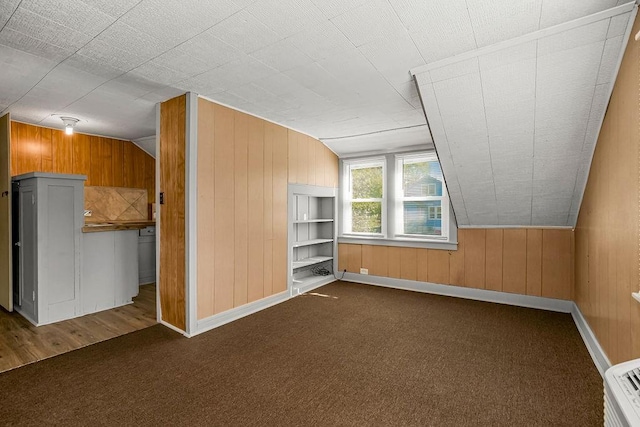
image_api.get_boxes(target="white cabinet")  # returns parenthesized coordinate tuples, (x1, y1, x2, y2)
(138, 226, 156, 285)
(81, 230, 139, 315)
(12, 173, 86, 326)
(288, 184, 337, 295)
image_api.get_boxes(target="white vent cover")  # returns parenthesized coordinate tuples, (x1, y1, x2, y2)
(604, 358, 640, 426)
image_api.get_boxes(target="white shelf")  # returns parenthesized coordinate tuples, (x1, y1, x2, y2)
(292, 275, 335, 294)
(292, 256, 333, 269)
(293, 219, 334, 224)
(292, 238, 333, 248)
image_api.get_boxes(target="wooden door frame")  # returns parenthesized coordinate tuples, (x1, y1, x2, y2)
(0, 113, 12, 311)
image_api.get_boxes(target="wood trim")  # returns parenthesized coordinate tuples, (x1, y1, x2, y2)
(159, 94, 187, 331)
(0, 113, 11, 311)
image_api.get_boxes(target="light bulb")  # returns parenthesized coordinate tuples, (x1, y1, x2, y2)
(65, 125, 73, 135)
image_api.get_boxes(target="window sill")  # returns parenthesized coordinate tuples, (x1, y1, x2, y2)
(338, 235, 458, 251)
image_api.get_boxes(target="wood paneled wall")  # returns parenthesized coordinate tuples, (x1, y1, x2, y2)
(196, 98, 338, 320)
(159, 95, 186, 331)
(10, 122, 155, 204)
(287, 129, 339, 187)
(575, 16, 640, 365)
(339, 228, 574, 300)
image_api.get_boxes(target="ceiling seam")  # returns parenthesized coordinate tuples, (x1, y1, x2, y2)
(315, 11, 424, 138)
(566, 18, 614, 226)
(476, 59, 499, 225)
(0, 0, 147, 121)
(530, 40, 538, 226)
(49, 7, 255, 118)
(463, 0, 480, 50)
(538, 0, 544, 30)
(0, 0, 21, 33)
(429, 81, 470, 224)
(320, 124, 428, 141)
(384, 0, 428, 65)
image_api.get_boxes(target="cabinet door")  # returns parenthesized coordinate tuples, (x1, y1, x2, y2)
(138, 236, 156, 285)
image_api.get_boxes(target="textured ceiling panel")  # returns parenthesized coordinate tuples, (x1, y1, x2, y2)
(0, 0, 635, 162)
(539, 0, 618, 28)
(250, 38, 315, 73)
(331, 0, 406, 47)
(79, 0, 141, 19)
(310, 0, 370, 19)
(21, 0, 113, 36)
(0, 0, 20, 28)
(0, 27, 74, 61)
(466, 0, 542, 47)
(414, 7, 635, 227)
(7, 7, 92, 51)
(246, 0, 325, 38)
(120, 0, 241, 46)
(168, 30, 243, 69)
(206, 10, 283, 54)
(0, 44, 55, 105)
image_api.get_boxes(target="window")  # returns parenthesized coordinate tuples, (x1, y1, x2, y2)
(343, 159, 385, 235)
(396, 153, 448, 238)
(340, 152, 450, 243)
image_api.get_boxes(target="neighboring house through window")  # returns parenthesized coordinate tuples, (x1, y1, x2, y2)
(341, 152, 452, 246)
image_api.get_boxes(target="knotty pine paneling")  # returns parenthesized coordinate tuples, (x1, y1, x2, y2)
(574, 15, 640, 365)
(159, 94, 186, 331)
(10, 122, 154, 203)
(338, 228, 573, 301)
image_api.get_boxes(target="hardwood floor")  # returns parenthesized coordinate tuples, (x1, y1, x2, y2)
(0, 284, 156, 373)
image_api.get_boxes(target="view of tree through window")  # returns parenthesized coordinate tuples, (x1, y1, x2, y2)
(342, 153, 449, 240)
(350, 165, 383, 233)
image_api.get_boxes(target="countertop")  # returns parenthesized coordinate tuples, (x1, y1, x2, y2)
(82, 220, 156, 233)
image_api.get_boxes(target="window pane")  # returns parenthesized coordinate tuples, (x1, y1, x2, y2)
(352, 166, 383, 199)
(351, 202, 382, 233)
(403, 160, 443, 197)
(403, 201, 442, 236)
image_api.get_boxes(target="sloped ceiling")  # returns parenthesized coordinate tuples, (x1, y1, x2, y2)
(0, 0, 631, 153)
(413, 3, 635, 227)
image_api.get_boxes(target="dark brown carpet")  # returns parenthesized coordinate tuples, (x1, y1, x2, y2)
(0, 281, 602, 426)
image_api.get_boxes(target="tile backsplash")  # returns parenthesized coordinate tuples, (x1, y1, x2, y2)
(84, 186, 148, 222)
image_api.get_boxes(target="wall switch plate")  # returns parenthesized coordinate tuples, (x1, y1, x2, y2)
(360, 268, 368, 275)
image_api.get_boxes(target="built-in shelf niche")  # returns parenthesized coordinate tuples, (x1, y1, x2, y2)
(288, 185, 337, 295)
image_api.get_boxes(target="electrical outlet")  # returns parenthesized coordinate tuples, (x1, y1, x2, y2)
(360, 268, 368, 275)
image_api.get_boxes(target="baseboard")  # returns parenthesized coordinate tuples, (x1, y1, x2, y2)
(571, 303, 611, 377)
(192, 290, 291, 337)
(342, 273, 574, 313)
(159, 319, 190, 337)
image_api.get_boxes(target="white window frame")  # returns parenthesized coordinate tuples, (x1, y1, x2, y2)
(342, 158, 386, 237)
(395, 152, 449, 240)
